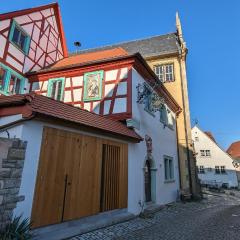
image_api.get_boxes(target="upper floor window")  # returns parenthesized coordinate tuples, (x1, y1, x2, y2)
(200, 150, 211, 157)
(144, 85, 154, 115)
(0, 63, 25, 95)
(9, 20, 30, 54)
(205, 150, 211, 156)
(164, 156, 174, 181)
(47, 78, 65, 101)
(153, 64, 174, 83)
(198, 166, 205, 174)
(195, 137, 199, 141)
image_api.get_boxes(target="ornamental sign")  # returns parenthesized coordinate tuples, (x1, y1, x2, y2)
(83, 70, 104, 101)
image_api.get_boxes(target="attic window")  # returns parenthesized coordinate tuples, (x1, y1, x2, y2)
(153, 64, 174, 83)
(9, 20, 30, 54)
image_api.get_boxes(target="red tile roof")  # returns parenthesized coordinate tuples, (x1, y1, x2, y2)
(0, 93, 142, 142)
(204, 131, 216, 143)
(43, 47, 128, 71)
(227, 141, 240, 159)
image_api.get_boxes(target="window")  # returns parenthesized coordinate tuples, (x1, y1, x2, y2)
(160, 105, 168, 125)
(205, 150, 211, 157)
(200, 150, 205, 156)
(9, 20, 30, 54)
(153, 64, 174, 83)
(0, 67, 7, 92)
(144, 86, 154, 115)
(164, 156, 174, 181)
(9, 74, 22, 94)
(0, 63, 25, 95)
(199, 166, 205, 174)
(47, 78, 65, 101)
(215, 166, 220, 174)
(200, 150, 211, 157)
(220, 166, 226, 174)
(195, 137, 199, 141)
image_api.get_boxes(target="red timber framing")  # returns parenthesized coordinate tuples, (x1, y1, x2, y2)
(27, 53, 181, 120)
(0, 3, 67, 75)
(28, 58, 134, 120)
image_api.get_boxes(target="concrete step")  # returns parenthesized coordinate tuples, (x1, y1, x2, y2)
(31, 209, 135, 240)
(143, 203, 165, 215)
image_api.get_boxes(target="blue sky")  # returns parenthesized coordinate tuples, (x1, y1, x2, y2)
(1, 0, 240, 150)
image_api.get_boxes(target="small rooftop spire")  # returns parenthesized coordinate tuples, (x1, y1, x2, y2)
(176, 11, 183, 40)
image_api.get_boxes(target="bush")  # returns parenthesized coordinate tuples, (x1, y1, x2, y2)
(0, 215, 33, 240)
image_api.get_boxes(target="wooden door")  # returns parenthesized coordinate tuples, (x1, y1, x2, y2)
(100, 141, 128, 211)
(31, 127, 102, 228)
(31, 127, 128, 228)
(144, 160, 151, 202)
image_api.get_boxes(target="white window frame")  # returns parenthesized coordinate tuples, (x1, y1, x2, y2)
(153, 64, 174, 83)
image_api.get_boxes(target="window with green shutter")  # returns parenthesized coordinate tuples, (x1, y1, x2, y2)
(160, 105, 168, 125)
(9, 19, 30, 55)
(47, 78, 65, 101)
(0, 63, 25, 95)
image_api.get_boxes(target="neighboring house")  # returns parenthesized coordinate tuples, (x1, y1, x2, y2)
(72, 13, 200, 197)
(0, 3, 67, 96)
(192, 125, 238, 188)
(227, 141, 240, 186)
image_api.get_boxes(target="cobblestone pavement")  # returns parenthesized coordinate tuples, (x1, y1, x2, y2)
(71, 190, 240, 240)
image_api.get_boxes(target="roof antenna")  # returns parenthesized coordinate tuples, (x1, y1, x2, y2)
(74, 41, 81, 53)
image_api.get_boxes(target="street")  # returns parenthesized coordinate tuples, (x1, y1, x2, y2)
(72, 191, 240, 240)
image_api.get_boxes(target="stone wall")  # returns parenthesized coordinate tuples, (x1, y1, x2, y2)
(0, 138, 27, 230)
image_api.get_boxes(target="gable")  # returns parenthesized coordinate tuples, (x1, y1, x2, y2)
(192, 126, 235, 167)
(0, 3, 67, 75)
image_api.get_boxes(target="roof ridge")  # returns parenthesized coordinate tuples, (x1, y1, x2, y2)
(69, 32, 177, 56)
(0, 2, 58, 16)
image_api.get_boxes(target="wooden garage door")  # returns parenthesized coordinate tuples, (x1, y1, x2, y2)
(31, 127, 128, 228)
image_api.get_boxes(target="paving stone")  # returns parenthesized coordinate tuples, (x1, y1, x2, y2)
(71, 190, 240, 240)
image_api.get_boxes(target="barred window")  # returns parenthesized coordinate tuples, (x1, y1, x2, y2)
(153, 64, 174, 83)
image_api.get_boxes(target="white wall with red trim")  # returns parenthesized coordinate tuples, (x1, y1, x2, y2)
(128, 69, 180, 214)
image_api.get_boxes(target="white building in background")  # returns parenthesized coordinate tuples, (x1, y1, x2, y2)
(192, 125, 238, 188)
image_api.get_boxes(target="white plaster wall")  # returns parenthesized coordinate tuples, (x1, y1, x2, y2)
(128, 69, 180, 215)
(192, 126, 238, 187)
(0, 115, 23, 138)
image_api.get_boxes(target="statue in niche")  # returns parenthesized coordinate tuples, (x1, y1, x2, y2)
(145, 135, 152, 155)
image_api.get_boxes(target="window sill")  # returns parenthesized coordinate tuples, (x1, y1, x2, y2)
(9, 40, 28, 55)
(164, 179, 175, 184)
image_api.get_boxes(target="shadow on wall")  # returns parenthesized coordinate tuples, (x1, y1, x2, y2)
(178, 143, 201, 198)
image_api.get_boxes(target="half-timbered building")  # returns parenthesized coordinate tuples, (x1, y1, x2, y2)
(0, 3, 182, 233)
